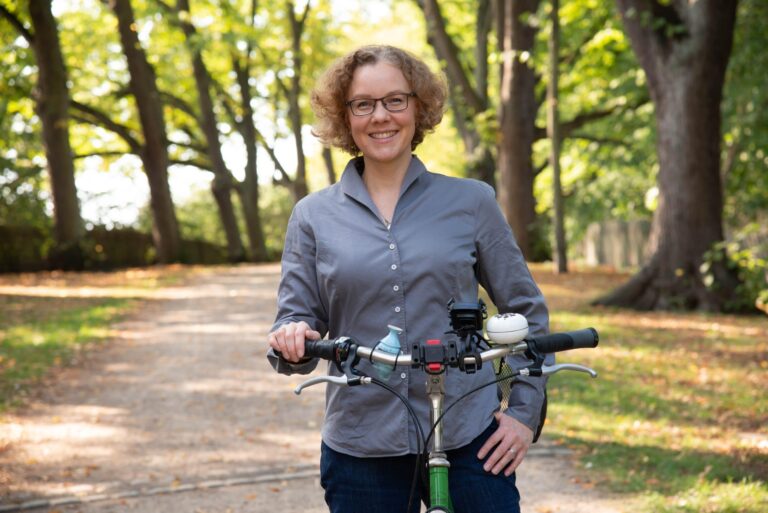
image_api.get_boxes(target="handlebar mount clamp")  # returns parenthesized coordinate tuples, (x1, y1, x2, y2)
(411, 340, 459, 374)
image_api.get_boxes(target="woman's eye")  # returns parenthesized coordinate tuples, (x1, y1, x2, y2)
(356, 100, 374, 110)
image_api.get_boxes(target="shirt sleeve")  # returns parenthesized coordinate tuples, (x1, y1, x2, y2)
(472, 182, 552, 434)
(266, 201, 330, 376)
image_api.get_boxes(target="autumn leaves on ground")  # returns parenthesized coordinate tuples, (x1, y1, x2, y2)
(1, 263, 766, 513)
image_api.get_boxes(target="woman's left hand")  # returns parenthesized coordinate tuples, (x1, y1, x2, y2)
(477, 411, 534, 476)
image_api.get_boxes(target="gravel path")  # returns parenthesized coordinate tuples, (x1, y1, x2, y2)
(0, 264, 630, 512)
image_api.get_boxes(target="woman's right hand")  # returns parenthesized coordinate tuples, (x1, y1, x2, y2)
(268, 321, 322, 363)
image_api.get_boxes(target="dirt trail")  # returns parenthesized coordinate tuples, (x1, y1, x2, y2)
(0, 264, 630, 512)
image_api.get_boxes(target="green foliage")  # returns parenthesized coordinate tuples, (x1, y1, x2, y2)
(0, 8, 50, 232)
(722, 0, 768, 233)
(259, 185, 294, 257)
(534, 0, 656, 250)
(141, 183, 293, 260)
(1, 0, 766, 275)
(701, 238, 768, 313)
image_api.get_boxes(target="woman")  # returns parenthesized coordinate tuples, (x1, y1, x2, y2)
(267, 45, 550, 513)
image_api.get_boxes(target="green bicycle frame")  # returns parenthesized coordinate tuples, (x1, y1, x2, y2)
(430, 465, 452, 511)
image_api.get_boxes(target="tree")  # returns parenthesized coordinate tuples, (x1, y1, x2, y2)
(249, 1, 335, 202)
(416, 0, 496, 188)
(109, 0, 182, 263)
(219, 0, 269, 261)
(597, 0, 742, 311)
(497, 0, 540, 260)
(170, 0, 246, 262)
(546, 0, 566, 273)
(2, 1, 84, 268)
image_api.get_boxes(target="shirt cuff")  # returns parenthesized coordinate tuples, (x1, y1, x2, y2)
(504, 376, 546, 433)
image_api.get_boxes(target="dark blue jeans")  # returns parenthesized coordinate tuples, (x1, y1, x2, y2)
(320, 422, 521, 513)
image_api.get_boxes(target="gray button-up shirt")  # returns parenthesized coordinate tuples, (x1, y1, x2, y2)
(268, 156, 550, 457)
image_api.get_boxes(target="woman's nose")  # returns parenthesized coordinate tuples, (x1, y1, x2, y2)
(370, 100, 390, 120)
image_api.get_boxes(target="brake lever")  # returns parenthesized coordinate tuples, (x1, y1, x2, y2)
(293, 375, 371, 395)
(541, 363, 598, 378)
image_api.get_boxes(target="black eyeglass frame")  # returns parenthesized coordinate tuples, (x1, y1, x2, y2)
(346, 92, 417, 116)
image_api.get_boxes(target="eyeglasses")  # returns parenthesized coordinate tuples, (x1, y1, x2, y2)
(346, 92, 416, 116)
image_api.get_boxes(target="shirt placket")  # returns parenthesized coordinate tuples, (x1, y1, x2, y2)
(387, 232, 418, 451)
(387, 236, 406, 376)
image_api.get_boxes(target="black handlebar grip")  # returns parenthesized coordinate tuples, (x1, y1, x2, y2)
(303, 339, 337, 360)
(528, 328, 599, 354)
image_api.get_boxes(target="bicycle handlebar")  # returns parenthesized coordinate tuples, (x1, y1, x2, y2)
(526, 328, 599, 354)
(299, 328, 599, 368)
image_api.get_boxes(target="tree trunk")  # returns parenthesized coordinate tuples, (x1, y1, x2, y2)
(497, 0, 540, 260)
(548, 0, 567, 273)
(598, 0, 741, 311)
(418, 0, 495, 188)
(322, 146, 336, 185)
(112, 0, 181, 264)
(287, 1, 309, 201)
(28, 0, 84, 269)
(176, 0, 245, 262)
(232, 55, 269, 262)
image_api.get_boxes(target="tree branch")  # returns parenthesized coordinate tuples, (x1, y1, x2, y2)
(533, 95, 650, 141)
(615, 0, 686, 86)
(168, 138, 208, 155)
(474, 0, 491, 103)
(255, 133, 291, 185)
(169, 158, 214, 172)
(416, 0, 485, 113)
(0, 5, 34, 44)
(73, 151, 129, 160)
(298, 0, 311, 28)
(568, 133, 627, 146)
(70, 100, 142, 152)
(160, 90, 200, 122)
(560, 12, 611, 69)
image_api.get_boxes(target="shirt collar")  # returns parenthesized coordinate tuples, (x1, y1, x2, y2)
(339, 155, 427, 208)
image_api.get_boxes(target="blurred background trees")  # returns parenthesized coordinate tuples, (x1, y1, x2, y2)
(0, 0, 765, 312)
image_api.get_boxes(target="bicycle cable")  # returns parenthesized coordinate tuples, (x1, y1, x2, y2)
(368, 377, 427, 513)
(423, 368, 523, 457)
(366, 369, 525, 512)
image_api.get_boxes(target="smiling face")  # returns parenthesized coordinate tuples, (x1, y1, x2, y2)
(346, 62, 417, 170)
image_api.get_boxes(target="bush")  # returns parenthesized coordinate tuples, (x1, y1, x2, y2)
(0, 224, 47, 272)
(701, 240, 768, 313)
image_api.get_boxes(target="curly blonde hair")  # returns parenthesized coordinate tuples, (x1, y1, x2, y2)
(310, 45, 447, 155)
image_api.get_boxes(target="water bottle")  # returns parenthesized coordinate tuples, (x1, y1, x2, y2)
(373, 325, 403, 380)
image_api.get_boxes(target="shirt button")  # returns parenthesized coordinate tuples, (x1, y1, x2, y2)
(393, 285, 399, 292)
(394, 306, 401, 312)
(400, 372, 407, 379)
(389, 243, 396, 250)
(391, 264, 397, 270)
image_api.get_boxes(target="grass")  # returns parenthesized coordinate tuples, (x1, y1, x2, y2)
(528, 263, 768, 513)
(0, 265, 201, 412)
(0, 298, 132, 411)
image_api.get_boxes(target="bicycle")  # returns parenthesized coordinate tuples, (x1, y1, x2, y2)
(287, 300, 599, 513)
